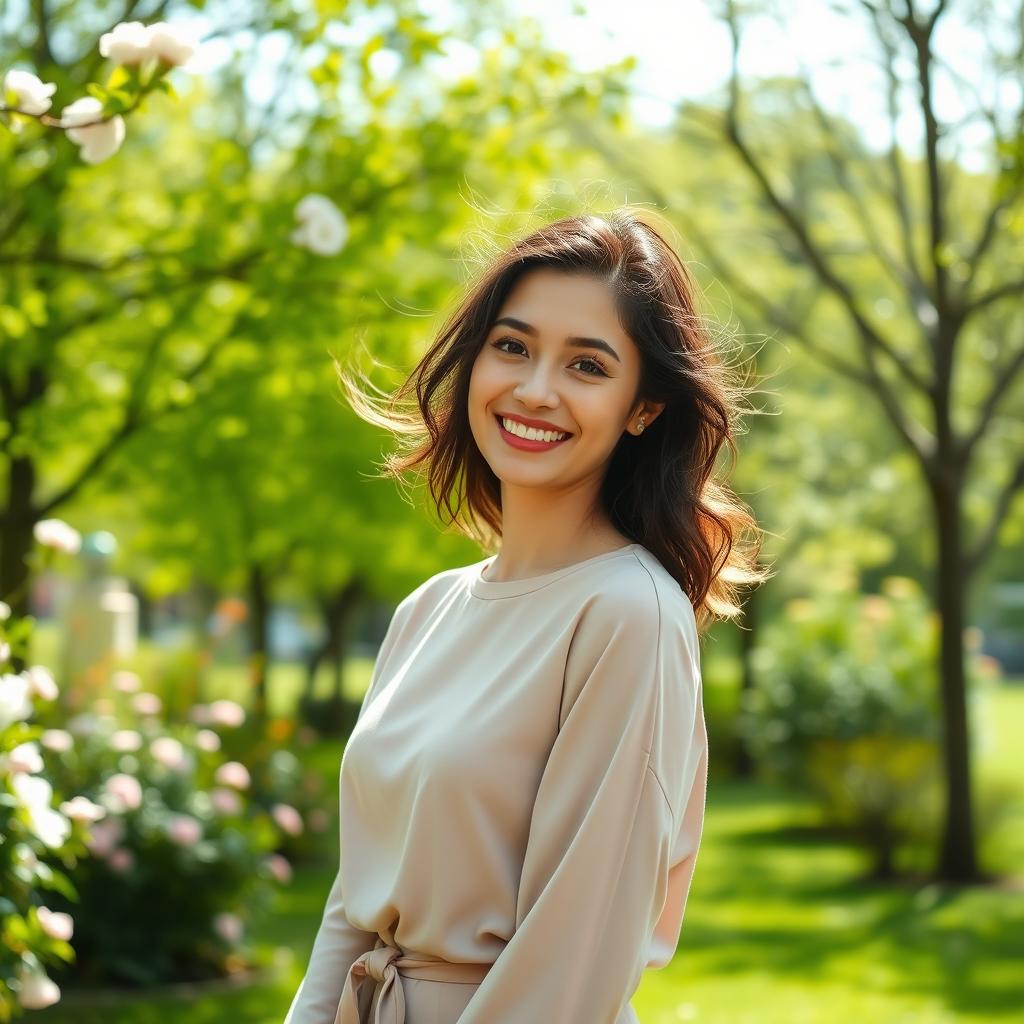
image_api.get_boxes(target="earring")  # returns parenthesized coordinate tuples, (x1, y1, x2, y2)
(637, 415, 646, 434)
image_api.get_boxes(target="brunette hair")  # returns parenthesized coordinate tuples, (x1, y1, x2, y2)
(336, 208, 770, 631)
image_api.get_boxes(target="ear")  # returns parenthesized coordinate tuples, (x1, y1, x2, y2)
(634, 401, 666, 427)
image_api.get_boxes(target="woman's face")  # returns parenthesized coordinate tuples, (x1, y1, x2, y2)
(468, 268, 657, 492)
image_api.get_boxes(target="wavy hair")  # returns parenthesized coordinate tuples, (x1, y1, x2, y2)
(337, 207, 771, 632)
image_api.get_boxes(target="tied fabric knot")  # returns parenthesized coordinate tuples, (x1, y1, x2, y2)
(335, 943, 405, 1024)
(335, 937, 492, 1024)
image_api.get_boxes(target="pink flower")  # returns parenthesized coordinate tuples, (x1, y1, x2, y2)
(271, 803, 303, 836)
(112, 670, 141, 693)
(195, 728, 220, 752)
(60, 795, 106, 823)
(16, 966, 60, 1009)
(103, 772, 143, 812)
(107, 846, 135, 873)
(40, 728, 74, 752)
(131, 692, 162, 715)
(86, 817, 125, 857)
(190, 703, 211, 725)
(36, 906, 74, 941)
(265, 852, 293, 884)
(111, 729, 143, 752)
(214, 761, 250, 790)
(150, 735, 188, 771)
(213, 912, 243, 944)
(208, 699, 245, 728)
(166, 812, 202, 845)
(210, 787, 242, 815)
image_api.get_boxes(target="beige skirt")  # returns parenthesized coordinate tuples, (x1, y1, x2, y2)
(366, 974, 481, 1021)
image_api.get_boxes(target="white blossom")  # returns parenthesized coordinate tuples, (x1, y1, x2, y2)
(99, 20, 199, 69)
(147, 22, 199, 68)
(61, 97, 125, 164)
(16, 966, 61, 1010)
(150, 735, 189, 771)
(290, 194, 349, 256)
(59, 794, 106, 823)
(24, 665, 58, 702)
(98, 21, 154, 66)
(33, 518, 82, 554)
(3, 68, 57, 115)
(39, 728, 73, 752)
(3, 741, 44, 774)
(37, 907, 74, 941)
(0, 672, 33, 729)
(11, 775, 71, 848)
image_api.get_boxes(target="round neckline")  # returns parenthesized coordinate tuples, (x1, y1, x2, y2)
(469, 543, 643, 600)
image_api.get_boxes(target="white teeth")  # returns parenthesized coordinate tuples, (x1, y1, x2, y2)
(501, 417, 569, 443)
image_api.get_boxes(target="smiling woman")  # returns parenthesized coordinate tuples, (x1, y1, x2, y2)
(286, 208, 771, 1024)
(335, 207, 768, 622)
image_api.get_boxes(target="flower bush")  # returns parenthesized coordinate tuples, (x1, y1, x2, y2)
(0, 608, 85, 1019)
(34, 680, 294, 989)
(736, 575, 1001, 877)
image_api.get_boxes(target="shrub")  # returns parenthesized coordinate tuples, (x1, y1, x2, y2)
(0, 608, 84, 1019)
(34, 679, 293, 989)
(736, 576, 999, 877)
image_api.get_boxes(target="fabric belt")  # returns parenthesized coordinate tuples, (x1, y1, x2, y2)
(336, 937, 490, 1024)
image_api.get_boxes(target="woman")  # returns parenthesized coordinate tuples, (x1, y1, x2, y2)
(284, 208, 767, 1024)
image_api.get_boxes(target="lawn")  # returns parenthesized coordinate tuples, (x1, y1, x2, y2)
(27, 627, 1024, 1023)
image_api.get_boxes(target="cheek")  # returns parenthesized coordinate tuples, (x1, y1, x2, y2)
(469, 351, 506, 404)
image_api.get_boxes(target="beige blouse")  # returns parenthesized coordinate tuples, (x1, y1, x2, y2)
(284, 542, 709, 1024)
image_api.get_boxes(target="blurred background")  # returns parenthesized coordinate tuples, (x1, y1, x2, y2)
(1, 0, 1022, 1021)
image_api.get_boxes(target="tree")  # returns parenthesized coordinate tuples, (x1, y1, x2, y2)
(574, 0, 1023, 881)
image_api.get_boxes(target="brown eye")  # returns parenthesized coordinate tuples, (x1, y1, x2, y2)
(493, 338, 609, 378)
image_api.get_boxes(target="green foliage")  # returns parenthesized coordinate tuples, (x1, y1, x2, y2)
(0, 617, 81, 1020)
(737, 575, 1002, 875)
(33, 685, 282, 989)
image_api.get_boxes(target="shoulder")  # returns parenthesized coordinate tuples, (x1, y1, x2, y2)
(576, 547, 697, 645)
(393, 559, 477, 621)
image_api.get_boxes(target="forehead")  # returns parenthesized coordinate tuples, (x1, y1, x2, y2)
(494, 269, 630, 343)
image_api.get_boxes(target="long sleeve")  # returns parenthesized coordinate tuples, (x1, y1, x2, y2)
(457, 584, 707, 1024)
(283, 599, 410, 1024)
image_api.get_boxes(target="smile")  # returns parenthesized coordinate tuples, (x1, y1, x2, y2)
(494, 415, 573, 451)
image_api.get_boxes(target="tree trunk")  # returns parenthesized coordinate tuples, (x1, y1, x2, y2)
(246, 563, 270, 723)
(929, 468, 980, 881)
(1, 455, 39, 673)
(329, 578, 368, 702)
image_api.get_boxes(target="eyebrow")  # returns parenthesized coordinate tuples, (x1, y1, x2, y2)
(490, 316, 622, 364)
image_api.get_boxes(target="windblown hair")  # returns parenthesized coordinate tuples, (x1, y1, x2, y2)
(337, 208, 771, 632)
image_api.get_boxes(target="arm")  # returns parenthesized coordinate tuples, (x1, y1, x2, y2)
(457, 586, 707, 1024)
(283, 599, 410, 1024)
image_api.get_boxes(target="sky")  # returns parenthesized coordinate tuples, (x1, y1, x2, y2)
(180, 0, 1015, 173)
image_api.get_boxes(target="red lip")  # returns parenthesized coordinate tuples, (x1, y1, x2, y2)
(495, 411, 573, 434)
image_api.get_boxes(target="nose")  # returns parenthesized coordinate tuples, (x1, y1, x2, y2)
(512, 360, 561, 408)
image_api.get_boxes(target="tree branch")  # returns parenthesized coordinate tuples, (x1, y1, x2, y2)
(565, 112, 937, 462)
(719, 1, 934, 400)
(963, 277, 1024, 318)
(957, 343, 1024, 465)
(963, 456, 1024, 578)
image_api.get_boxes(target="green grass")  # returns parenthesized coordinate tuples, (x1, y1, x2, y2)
(26, 627, 1024, 1023)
